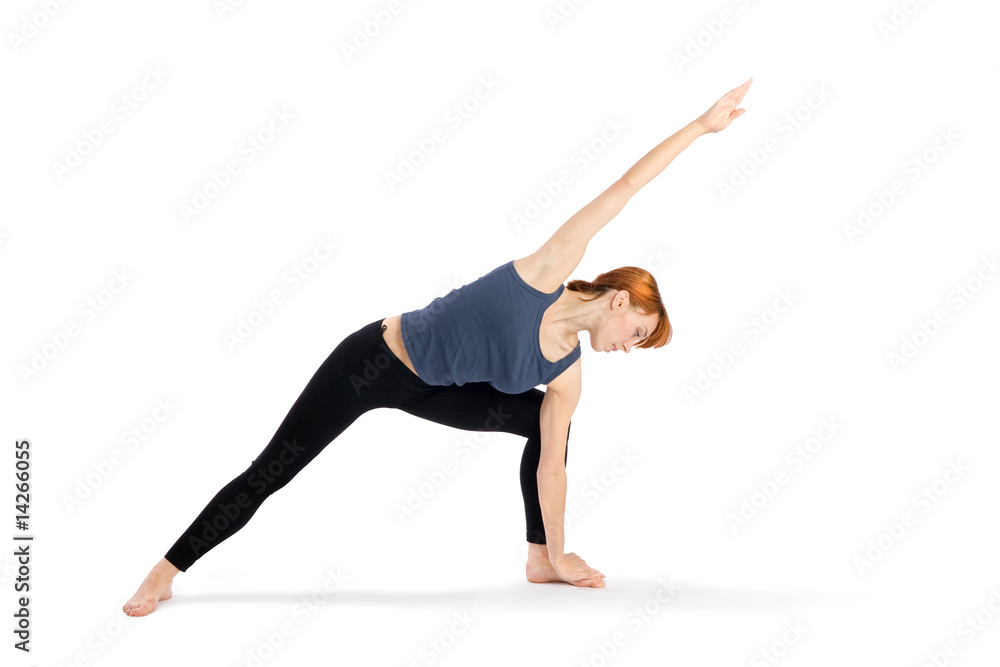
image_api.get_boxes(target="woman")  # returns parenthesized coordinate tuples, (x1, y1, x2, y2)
(123, 78, 751, 616)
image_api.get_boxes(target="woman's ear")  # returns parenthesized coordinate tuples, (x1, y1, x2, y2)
(613, 290, 629, 309)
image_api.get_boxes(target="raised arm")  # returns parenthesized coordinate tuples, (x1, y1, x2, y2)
(514, 78, 752, 293)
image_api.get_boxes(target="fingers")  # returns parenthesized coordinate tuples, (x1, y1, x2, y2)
(570, 575, 606, 588)
(724, 78, 752, 102)
(566, 566, 604, 581)
(732, 78, 752, 102)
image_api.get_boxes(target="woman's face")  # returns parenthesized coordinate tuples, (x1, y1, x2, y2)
(594, 291, 658, 354)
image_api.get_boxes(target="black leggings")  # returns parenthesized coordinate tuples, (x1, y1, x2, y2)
(164, 318, 569, 572)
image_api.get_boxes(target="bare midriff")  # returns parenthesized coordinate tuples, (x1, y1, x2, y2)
(381, 314, 421, 378)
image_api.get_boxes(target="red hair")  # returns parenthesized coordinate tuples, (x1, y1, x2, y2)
(566, 266, 672, 348)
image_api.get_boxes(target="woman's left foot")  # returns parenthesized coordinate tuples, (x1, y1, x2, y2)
(123, 558, 179, 617)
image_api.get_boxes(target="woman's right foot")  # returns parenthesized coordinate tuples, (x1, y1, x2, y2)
(123, 558, 180, 617)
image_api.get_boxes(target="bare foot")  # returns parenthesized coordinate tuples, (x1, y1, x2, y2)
(525, 543, 605, 588)
(123, 558, 180, 617)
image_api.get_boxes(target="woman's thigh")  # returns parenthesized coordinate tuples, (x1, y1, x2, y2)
(396, 381, 546, 440)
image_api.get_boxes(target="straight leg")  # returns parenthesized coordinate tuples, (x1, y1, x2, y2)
(126, 318, 424, 616)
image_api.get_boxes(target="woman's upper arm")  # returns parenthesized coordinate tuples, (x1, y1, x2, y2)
(514, 179, 635, 293)
(546, 356, 582, 409)
(538, 358, 581, 470)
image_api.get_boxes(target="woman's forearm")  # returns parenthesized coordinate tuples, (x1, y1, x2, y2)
(537, 467, 567, 559)
(621, 119, 707, 193)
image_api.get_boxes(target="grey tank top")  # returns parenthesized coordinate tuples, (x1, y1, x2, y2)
(400, 260, 582, 394)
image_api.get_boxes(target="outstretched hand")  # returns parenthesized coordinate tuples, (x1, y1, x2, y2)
(697, 78, 753, 134)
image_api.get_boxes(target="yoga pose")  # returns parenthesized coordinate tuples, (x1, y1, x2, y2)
(123, 78, 751, 617)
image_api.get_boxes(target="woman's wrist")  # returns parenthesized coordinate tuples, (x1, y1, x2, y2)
(690, 117, 711, 136)
(545, 539, 564, 561)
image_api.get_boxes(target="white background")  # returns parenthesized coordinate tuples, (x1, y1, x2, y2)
(3, 0, 999, 665)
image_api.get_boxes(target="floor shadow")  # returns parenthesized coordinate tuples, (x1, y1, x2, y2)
(165, 577, 839, 611)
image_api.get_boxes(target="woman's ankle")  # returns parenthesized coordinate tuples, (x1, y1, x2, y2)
(154, 557, 181, 578)
(527, 542, 548, 559)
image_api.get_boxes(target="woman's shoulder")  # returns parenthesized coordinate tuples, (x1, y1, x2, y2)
(511, 256, 565, 295)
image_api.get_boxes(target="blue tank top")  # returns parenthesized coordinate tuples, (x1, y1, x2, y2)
(400, 260, 582, 394)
